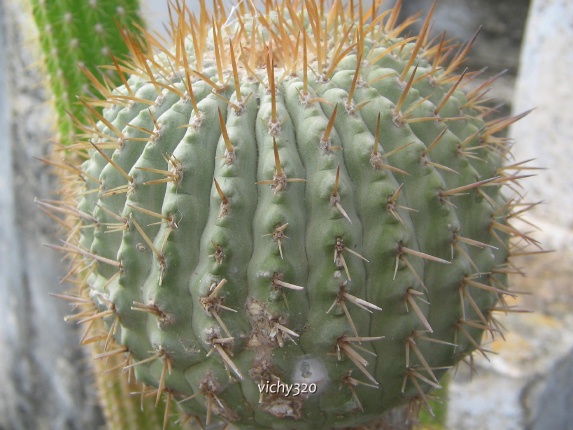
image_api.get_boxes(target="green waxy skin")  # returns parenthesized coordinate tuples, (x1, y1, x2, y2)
(30, 0, 145, 146)
(52, 1, 531, 428)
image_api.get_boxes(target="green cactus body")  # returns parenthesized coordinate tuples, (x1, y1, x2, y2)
(30, 0, 145, 146)
(52, 1, 532, 428)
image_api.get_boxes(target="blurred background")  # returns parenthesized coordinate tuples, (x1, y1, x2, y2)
(0, 0, 571, 429)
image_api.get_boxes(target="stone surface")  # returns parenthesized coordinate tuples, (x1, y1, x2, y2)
(0, 1, 104, 428)
(511, 0, 573, 251)
(447, 1, 573, 428)
(401, 0, 530, 75)
(447, 251, 573, 430)
(525, 346, 573, 430)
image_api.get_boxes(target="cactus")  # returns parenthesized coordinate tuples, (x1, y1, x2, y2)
(45, 0, 536, 428)
(30, 0, 145, 146)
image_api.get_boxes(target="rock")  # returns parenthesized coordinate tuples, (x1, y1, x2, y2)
(447, 311, 573, 429)
(447, 251, 573, 429)
(448, 0, 573, 427)
(511, 0, 573, 251)
(400, 0, 530, 74)
(0, 1, 104, 428)
(524, 346, 573, 430)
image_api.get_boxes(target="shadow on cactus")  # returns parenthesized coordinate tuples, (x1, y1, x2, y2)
(43, 0, 538, 428)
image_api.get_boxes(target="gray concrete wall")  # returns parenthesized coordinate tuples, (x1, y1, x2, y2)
(447, 1, 573, 428)
(511, 0, 573, 251)
(0, 1, 104, 428)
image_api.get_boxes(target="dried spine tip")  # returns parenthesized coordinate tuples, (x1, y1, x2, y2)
(320, 103, 340, 151)
(336, 337, 380, 385)
(272, 273, 304, 291)
(213, 177, 229, 219)
(404, 289, 434, 333)
(256, 138, 305, 192)
(330, 164, 352, 223)
(218, 108, 236, 165)
(333, 237, 369, 281)
(263, 223, 289, 259)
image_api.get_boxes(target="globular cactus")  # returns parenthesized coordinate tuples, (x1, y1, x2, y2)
(46, 0, 536, 428)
